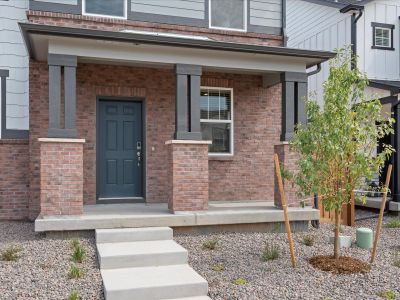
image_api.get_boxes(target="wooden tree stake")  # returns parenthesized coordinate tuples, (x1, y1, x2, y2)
(274, 154, 296, 268)
(370, 164, 392, 264)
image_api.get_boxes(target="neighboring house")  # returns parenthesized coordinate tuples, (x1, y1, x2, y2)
(0, 0, 333, 222)
(287, 0, 400, 207)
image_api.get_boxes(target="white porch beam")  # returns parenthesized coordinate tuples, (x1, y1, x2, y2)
(47, 37, 308, 74)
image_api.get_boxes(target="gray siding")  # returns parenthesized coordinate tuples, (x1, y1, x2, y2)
(250, 0, 282, 28)
(30, 0, 282, 34)
(131, 0, 204, 19)
(38, 0, 78, 4)
(0, 0, 29, 134)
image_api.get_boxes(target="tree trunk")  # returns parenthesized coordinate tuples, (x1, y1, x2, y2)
(334, 209, 341, 259)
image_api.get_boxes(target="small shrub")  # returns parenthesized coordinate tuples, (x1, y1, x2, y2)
(378, 290, 396, 300)
(211, 263, 225, 272)
(232, 278, 247, 285)
(68, 291, 80, 300)
(71, 244, 85, 263)
(70, 239, 80, 249)
(386, 219, 400, 229)
(394, 253, 400, 268)
(260, 243, 280, 262)
(69, 264, 84, 279)
(1, 245, 22, 262)
(302, 234, 315, 246)
(203, 239, 218, 250)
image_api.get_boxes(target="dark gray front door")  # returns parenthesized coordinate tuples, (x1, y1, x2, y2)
(98, 100, 143, 200)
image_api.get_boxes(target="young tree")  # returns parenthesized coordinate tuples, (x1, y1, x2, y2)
(290, 47, 394, 259)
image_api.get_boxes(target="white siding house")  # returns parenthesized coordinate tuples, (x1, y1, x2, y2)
(287, 0, 400, 104)
(0, 0, 29, 136)
(287, 0, 400, 207)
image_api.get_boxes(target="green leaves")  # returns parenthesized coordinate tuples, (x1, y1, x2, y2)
(291, 46, 394, 216)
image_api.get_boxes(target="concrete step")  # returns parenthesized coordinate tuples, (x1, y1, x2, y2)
(96, 227, 172, 243)
(101, 264, 208, 300)
(97, 240, 188, 269)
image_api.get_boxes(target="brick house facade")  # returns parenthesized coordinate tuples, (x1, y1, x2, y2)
(0, 1, 334, 220)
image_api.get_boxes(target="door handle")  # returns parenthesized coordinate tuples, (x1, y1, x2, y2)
(136, 142, 142, 167)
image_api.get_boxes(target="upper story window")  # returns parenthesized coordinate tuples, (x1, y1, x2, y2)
(209, 0, 247, 32)
(83, 0, 127, 19)
(200, 87, 234, 155)
(372, 22, 394, 50)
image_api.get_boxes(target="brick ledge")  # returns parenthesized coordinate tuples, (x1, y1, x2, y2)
(165, 140, 212, 145)
(38, 138, 86, 143)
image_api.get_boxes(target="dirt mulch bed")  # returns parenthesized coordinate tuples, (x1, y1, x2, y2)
(309, 255, 371, 274)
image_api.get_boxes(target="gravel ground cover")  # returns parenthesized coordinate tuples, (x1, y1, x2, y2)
(175, 216, 400, 300)
(0, 222, 103, 300)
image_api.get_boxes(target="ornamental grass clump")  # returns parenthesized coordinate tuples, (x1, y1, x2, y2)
(302, 234, 315, 246)
(386, 218, 400, 228)
(232, 278, 247, 285)
(290, 46, 394, 260)
(71, 240, 85, 263)
(68, 291, 80, 300)
(260, 242, 280, 262)
(203, 238, 218, 250)
(69, 264, 84, 279)
(1, 245, 22, 262)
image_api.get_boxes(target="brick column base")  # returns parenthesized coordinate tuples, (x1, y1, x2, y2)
(166, 140, 210, 213)
(274, 142, 299, 208)
(39, 138, 85, 216)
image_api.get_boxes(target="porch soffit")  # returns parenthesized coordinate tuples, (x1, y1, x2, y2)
(20, 23, 335, 74)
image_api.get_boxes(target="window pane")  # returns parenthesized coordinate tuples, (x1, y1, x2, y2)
(375, 27, 391, 47)
(200, 90, 209, 119)
(211, 0, 245, 30)
(201, 123, 231, 153)
(200, 89, 232, 121)
(219, 90, 231, 120)
(208, 90, 220, 120)
(85, 0, 125, 17)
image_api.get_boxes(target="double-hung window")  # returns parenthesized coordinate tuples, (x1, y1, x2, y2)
(83, 0, 127, 19)
(200, 87, 233, 155)
(372, 23, 394, 50)
(209, 0, 246, 31)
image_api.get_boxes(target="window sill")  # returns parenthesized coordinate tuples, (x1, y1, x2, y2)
(208, 155, 234, 161)
(372, 46, 395, 51)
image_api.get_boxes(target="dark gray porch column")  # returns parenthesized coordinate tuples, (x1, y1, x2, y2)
(175, 64, 202, 140)
(48, 54, 77, 138)
(280, 72, 308, 141)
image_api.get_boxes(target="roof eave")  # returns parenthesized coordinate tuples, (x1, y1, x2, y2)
(19, 22, 335, 68)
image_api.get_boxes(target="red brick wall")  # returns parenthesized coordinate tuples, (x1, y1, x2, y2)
(26, 11, 282, 47)
(29, 61, 282, 213)
(204, 75, 282, 201)
(167, 142, 209, 212)
(0, 140, 30, 220)
(39, 140, 84, 216)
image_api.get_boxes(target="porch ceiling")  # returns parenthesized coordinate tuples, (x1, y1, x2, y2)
(20, 23, 335, 74)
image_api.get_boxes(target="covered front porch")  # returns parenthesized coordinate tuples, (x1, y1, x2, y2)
(20, 22, 334, 222)
(34, 201, 319, 232)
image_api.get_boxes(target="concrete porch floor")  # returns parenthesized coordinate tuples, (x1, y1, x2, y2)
(34, 201, 319, 232)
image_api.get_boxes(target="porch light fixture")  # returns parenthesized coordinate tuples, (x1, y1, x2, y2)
(121, 29, 212, 41)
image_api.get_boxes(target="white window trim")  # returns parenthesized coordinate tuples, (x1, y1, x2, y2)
(82, 0, 128, 20)
(373, 26, 392, 48)
(208, 0, 247, 32)
(200, 86, 234, 156)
